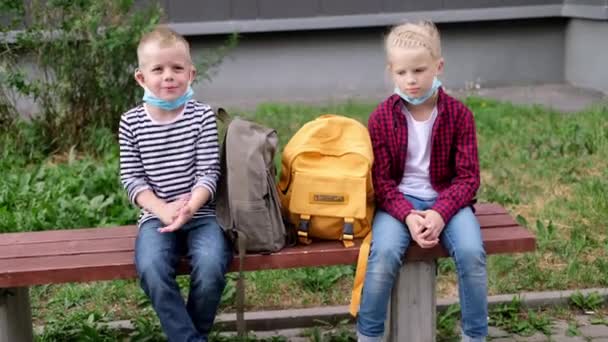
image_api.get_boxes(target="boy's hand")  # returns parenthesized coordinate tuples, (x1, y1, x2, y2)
(405, 213, 438, 248)
(158, 204, 194, 233)
(411, 209, 445, 242)
(155, 195, 190, 225)
(156, 187, 210, 233)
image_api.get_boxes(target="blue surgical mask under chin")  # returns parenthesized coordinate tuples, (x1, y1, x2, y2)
(143, 86, 194, 111)
(395, 78, 442, 105)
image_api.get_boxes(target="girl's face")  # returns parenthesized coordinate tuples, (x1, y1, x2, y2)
(388, 46, 443, 99)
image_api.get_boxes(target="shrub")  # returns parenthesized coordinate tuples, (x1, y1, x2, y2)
(1, 0, 237, 154)
(1, 0, 163, 152)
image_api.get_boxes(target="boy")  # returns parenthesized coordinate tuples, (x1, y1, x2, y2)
(119, 26, 232, 342)
(357, 21, 487, 342)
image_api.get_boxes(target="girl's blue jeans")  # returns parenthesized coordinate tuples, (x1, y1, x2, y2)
(135, 216, 233, 342)
(357, 195, 488, 341)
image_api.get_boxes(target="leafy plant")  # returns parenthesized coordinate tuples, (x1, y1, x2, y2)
(437, 304, 460, 341)
(525, 310, 552, 335)
(590, 316, 608, 325)
(129, 315, 166, 342)
(293, 266, 353, 293)
(208, 330, 288, 342)
(221, 273, 238, 306)
(302, 319, 355, 342)
(570, 291, 605, 312)
(566, 321, 581, 336)
(534, 220, 557, 250)
(489, 297, 552, 336)
(36, 311, 121, 341)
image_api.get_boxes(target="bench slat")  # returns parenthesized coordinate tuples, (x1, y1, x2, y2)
(0, 214, 516, 260)
(0, 237, 136, 260)
(0, 226, 535, 288)
(0, 203, 512, 247)
(0, 211, 516, 255)
(0, 204, 510, 246)
(0, 252, 137, 287)
(477, 213, 518, 229)
(473, 203, 508, 216)
(0, 226, 136, 246)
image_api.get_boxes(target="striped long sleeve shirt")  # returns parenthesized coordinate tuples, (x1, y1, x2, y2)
(118, 100, 220, 225)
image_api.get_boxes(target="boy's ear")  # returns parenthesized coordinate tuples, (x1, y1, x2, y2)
(134, 68, 145, 87)
(189, 66, 197, 83)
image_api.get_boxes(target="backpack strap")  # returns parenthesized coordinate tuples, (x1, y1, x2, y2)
(297, 214, 312, 245)
(235, 232, 247, 338)
(217, 107, 247, 337)
(349, 230, 372, 316)
(216, 107, 231, 124)
(342, 217, 355, 248)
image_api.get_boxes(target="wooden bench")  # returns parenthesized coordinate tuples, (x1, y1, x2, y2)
(0, 203, 535, 342)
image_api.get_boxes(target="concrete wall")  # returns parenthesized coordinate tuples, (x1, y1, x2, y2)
(193, 19, 566, 109)
(565, 19, 608, 93)
(562, 0, 608, 20)
(155, 0, 563, 24)
(167, 0, 606, 106)
(4, 0, 607, 112)
(164, 1, 565, 35)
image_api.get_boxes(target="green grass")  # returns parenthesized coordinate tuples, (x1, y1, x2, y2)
(1, 97, 607, 339)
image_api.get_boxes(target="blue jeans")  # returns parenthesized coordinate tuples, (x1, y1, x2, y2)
(357, 195, 487, 341)
(135, 216, 233, 342)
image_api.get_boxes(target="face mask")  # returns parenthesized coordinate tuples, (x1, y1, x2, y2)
(143, 85, 194, 111)
(395, 78, 442, 105)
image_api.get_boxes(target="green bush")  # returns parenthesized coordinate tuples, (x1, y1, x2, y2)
(1, 0, 163, 152)
(1, 0, 237, 154)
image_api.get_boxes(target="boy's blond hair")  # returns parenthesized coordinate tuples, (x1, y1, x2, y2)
(385, 21, 441, 60)
(137, 25, 192, 66)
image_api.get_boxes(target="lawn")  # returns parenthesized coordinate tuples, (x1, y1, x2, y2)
(1, 97, 607, 340)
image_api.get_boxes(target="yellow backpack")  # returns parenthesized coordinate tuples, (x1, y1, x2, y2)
(277, 114, 374, 316)
(277, 114, 374, 247)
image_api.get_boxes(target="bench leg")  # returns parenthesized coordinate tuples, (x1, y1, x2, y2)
(0, 287, 34, 342)
(384, 260, 436, 342)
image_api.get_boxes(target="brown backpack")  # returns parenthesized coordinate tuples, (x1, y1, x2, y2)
(215, 108, 290, 336)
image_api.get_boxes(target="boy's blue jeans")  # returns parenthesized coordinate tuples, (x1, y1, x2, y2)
(357, 195, 488, 341)
(135, 216, 233, 342)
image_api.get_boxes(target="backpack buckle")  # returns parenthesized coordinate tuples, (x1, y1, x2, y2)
(342, 217, 355, 247)
(298, 214, 312, 245)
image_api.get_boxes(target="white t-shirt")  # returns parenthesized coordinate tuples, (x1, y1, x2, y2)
(398, 105, 438, 200)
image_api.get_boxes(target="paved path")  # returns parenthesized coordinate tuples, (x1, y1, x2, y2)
(450, 83, 606, 113)
(487, 315, 608, 341)
(245, 316, 608, 341)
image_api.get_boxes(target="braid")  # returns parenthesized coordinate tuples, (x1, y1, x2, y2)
(385, 21, 441, 59)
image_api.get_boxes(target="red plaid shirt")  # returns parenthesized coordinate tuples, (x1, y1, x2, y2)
(368, 87, 480, 223)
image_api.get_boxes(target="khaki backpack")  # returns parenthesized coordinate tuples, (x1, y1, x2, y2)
(215, 109, 289, 336)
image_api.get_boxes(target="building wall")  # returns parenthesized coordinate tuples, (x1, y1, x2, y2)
(565, 18, 608, 93)
(164, 1, 565, 35)
(193, 19, 566, 108)
(4, 0, 607, 112)
(158, 0, 563, 25)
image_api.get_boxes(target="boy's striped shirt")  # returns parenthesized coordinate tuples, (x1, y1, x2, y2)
(119, 100, 220, 225)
